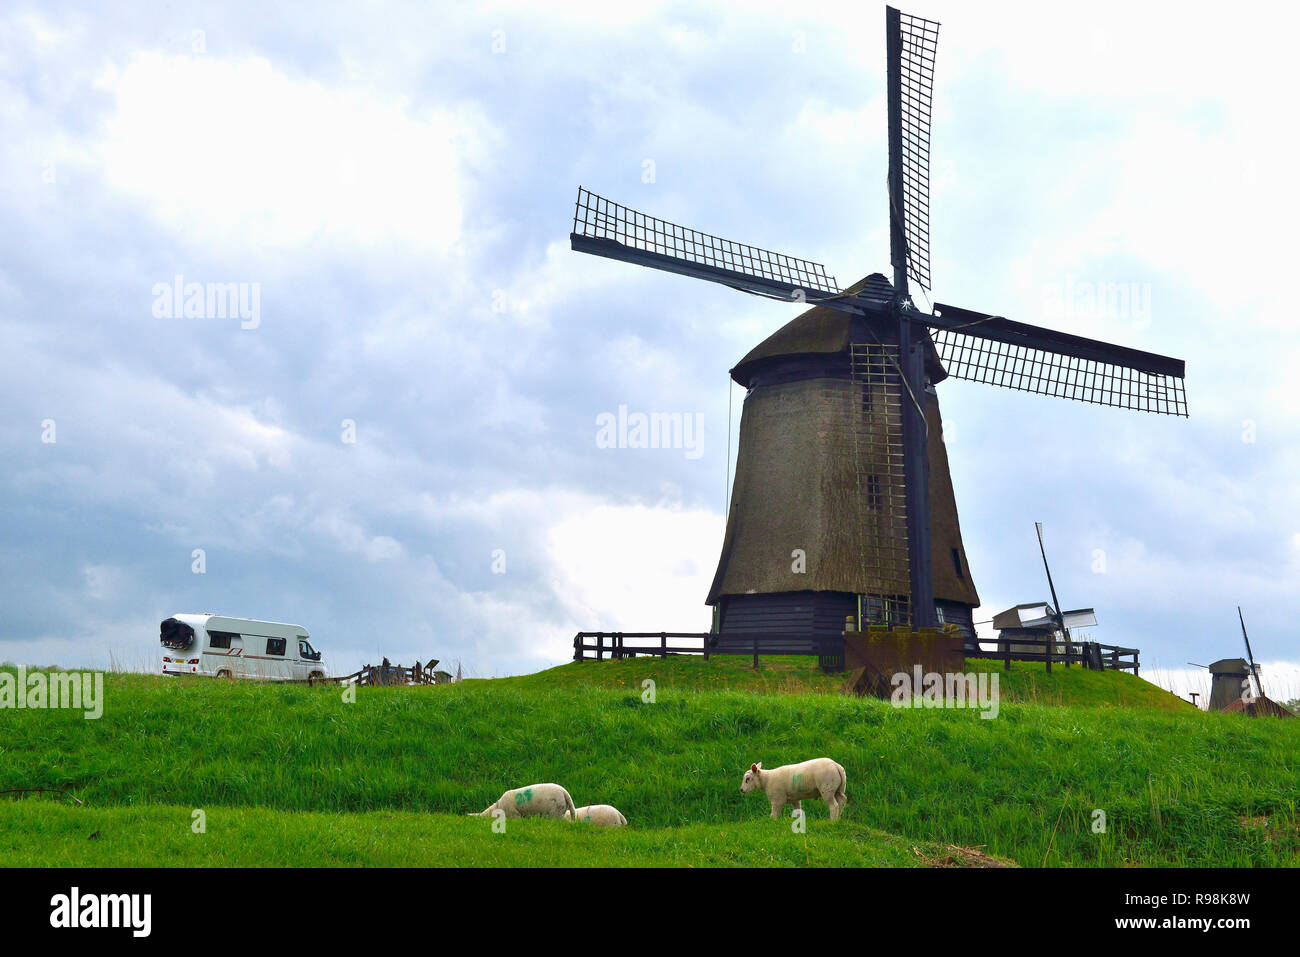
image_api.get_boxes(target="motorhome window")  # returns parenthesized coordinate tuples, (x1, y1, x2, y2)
(208, 632, 236, 649)
(299, 639, 315, 657)
(266, 638, 287, 656)
(160, 618, 195, 650)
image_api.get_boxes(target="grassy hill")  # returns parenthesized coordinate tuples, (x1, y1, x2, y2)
(0, 657, 1294, 867)
(500, 655, 1196, 711)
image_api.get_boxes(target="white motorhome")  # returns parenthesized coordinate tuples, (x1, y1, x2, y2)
(159, 614, 326, 683)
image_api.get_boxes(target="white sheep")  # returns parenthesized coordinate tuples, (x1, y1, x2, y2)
(740, 758, 847, 821)
(565, 804, 628, 827)
(470, 783, 576, 820)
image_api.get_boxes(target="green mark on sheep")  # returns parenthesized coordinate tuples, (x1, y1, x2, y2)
(515, 788, 533, 806)
(792, 772, 804, 791)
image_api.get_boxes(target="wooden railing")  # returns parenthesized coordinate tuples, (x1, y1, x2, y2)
(572, 632, 844, 672)
(277, 661, 447, 686)
(344, 661, 446, 685)
(573, 632, 1136, 676)
(966, 637, 1139, 675)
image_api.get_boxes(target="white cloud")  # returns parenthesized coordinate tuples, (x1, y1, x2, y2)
(312, 512, 405, 563)
(82, 563, 127, 601)
(91, 52, 486, 254)
(545, 501, 722, 633)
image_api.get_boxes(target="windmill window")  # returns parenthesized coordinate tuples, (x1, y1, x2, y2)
(867, 475, 881, 509)
(951, 548, 964, 580)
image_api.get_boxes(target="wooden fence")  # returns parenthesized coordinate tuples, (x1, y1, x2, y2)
(573, 632, 1137, 676)
(966, 637, 1139, 675)
(341, 661, 445, 685)
(572, 632, 844, 672)
(271, 661, 446, 686)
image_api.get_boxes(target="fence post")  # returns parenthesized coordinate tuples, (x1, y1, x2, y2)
(1045, 636, 1052, 674)
(1003, 638, 1011, 671)
(752, 635, 759, 670)
(597, 634, 604, 662)
(1134, 652, 1139, 677)
(704, 635, 710, 661)
(573, 634, 581, 661)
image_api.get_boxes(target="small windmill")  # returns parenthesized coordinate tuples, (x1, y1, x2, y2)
(570, 6, 1187, 632)
(1199, 612, 1291, 715)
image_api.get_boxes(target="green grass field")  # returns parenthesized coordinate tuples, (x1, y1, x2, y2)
(1, 657, 1295, 867)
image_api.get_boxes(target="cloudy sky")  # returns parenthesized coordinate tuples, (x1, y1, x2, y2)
(2, 0, 1297, 692)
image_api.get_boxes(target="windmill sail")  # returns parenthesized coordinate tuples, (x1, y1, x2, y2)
(887, 5, 940, 294)
(928, 303, 1188, 416)
(1239, 606, 1264, 698)
(571, 188, 839, 301)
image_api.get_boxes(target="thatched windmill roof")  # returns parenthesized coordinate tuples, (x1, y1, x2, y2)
(730, 273, 948, 388)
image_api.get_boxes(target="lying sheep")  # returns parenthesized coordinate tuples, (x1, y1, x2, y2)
(470, 783, 576, 820)
(565, 804, 628, 827)
(740, 758, 847, 821)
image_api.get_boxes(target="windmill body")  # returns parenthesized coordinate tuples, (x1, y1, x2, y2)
(1207, 658, 1251, 712)
(569, 6, 1187, 646)
(706, 273, 980, 650)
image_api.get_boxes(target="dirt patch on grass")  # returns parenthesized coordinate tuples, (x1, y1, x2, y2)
(912, 843, 1017, 868)
(1238, 814, 1299, 844)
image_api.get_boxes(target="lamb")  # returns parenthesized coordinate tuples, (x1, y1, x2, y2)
(740, 758, 847, 821)
(565, 804, 628, 827)
(470, 783, 576, 820)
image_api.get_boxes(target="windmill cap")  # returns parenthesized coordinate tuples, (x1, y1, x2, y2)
(1208, 658, 1250, 675)
(729, 273, 948, 388)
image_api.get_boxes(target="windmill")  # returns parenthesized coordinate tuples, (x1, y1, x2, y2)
(569, 6, 1187, 646)
(1190, 614, 1290, 715)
